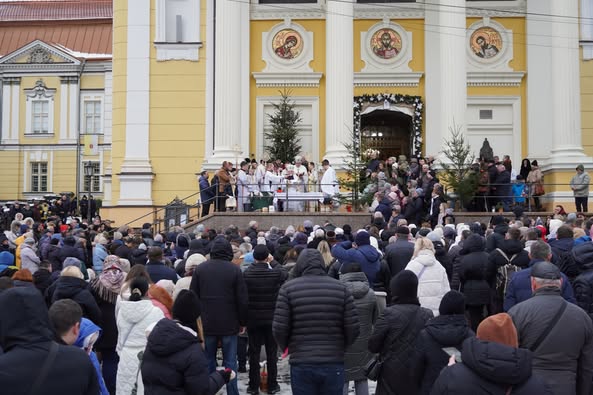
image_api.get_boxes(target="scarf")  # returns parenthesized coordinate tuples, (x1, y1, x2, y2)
(91, 268, 124, 304)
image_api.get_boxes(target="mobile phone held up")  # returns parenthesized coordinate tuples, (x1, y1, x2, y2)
(442, 347, 462, 363)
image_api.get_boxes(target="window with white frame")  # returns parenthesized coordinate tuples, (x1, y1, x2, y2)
(156, 0, 200, 44)
(84, 100, 102, 134)
(31, 100, 49, 134)
(83, 161, 101, 193)
(31, 162, 48, 192)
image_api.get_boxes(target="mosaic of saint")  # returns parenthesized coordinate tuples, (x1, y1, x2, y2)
(370, 29, 402, 60)
(272, 29, 303, 60)
(470, 27, 502, 59)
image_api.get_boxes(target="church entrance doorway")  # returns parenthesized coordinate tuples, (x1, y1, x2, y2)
(360, 109, 413, 160)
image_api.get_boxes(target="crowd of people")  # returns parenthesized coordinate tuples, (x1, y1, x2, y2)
(2, 198, 593, 395)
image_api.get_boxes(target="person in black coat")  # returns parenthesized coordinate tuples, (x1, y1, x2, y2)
(0, 287, 100, 395)
(368, 270, 434, 395)
(459, 233, 495, 331)
(58, 236, 86, 267)
(411, 291, 474, 395)
(272, 248, 359, 395)
(52, 267, 102, 327)
(404, 190, 425, 226)
(485, 216, 508, 253)
(47, 239, 62, 272)
(427, 232, 453, 282)
(145, 247, 177, 284)
(573, 241, 593, 320)
(430, 313, 550, 395)
(141, 291, 231, 395)
(190, 236, 248, 395)
(384, 226, 414, 278)
(243, 245, 286, 394)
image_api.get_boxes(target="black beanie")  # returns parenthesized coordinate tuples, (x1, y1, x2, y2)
(172, 289, 201, 332)
(439, 290, 466, 316)
(390, 270, 419, 304)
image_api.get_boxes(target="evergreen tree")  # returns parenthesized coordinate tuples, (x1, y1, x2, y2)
(439, 123, 477, 208)
(264, 90, 302, 163)
(338, 127, 371, 211)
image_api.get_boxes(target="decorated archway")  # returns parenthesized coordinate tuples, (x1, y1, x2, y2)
(353, 93, 424, 157)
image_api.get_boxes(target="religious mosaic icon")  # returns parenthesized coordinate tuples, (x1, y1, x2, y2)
(272, 29, 303, 60)
(470, 27, 502, 59)
(370, 29, 402, 60)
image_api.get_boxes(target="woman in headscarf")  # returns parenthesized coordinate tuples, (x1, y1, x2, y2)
(90, 255, 126, 395)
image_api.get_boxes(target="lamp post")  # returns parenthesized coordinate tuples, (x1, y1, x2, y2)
(83, 162, 93, 224)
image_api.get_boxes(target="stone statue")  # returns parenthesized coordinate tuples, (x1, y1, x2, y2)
(480, 138, 494, 162)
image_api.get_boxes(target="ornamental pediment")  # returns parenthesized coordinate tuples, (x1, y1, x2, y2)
(0, 40, 81, 67)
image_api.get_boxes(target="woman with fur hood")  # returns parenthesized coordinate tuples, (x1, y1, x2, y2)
(404, 238, 450, 316)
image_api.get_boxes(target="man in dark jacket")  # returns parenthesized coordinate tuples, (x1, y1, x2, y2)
(573, 241, 593, 320)
(485, 215, 508, 253)
(492, 163, 512, 211)
(404, 189, 425, 226)
(272, 248, 359, 395)
(431, 312, 549, 394)
(0, 287, 100, 395)
(549, 225, 579, 280)
(190, 236, 248, 395)
(145, 247, 177, 284)
(509, 261, 593, 395)
(504, 241, 575, 311)
(243, 245, 286, 394)
(58, 236, 86, 266)
(199, 170, 215, 217)
(384, 226, 414, 278)
(411, 291, 474, 395)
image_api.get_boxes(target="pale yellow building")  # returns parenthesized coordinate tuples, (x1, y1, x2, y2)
(1, 0, 593, 224)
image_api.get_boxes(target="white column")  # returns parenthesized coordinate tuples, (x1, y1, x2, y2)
(1, 80, 11, 144)
(118, 0, 153, 205)
(68, 77, 79, 142)
(10, 79, 20, 144)
(103, 72, 113, 144)
(526, 1, 553, 162)
(424, 0, 467, 157)
(210, 0, 244, 163)
(324, 0, 354, 167)
(546, 0, 592, 168)
(59, 78, 69, 142)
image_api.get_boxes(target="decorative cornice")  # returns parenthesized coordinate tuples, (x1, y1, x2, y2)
(252, 72, 323, 87)
(250, 4, 325, 20)
(465, 0, 527, 18)
(354, 72, 423, 87)
(353, 4, 425, 19)
(467, 71, 525, 86)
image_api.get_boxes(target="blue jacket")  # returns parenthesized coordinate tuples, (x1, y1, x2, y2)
(75, 318, 109, 395)
(503, 259, 576, 311)
(92, 244, 108, 273)
(146, 260, 178, 284)
(331, 241, 381, 285)
(199, 175, 215, 204)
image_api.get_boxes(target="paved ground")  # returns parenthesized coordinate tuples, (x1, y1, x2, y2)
(218, 356, 378, 395)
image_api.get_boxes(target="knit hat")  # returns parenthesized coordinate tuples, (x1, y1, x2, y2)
(390, 270, 418, 304)
(294, 232, 308, 245)
(396, 226, 410, 235)
(172, 289, 201, 332)
(334, 227, 344, 235)
(185, 253, 206, 272)
(103, 255, 122, 271)
(195, 224, 205, 233)
(577, 164, 585, 171)
(354, 230, 370, 246)
(303, 220, 313, 229)
(62, 257, 81, 269)
(156, 279, 175, 297)
(19, 224, 29, 235)
(415, 188, 424, 196)
(439, 290, 466, 316)
(253, 244, 269, 261)
(426, 231, 441, 244)
(477, 313, 519, 348)
(24, 237, 35, 245)
(0, 251, 15, 266)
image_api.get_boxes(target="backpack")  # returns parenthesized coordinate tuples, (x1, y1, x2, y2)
(495, 248, 519, 296)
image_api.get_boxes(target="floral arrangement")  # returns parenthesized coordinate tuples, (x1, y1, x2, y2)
(363, 148, 381, 159)
(353, 93, 424, 156)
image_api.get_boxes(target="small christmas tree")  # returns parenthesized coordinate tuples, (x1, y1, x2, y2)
(439, 123, 477, 209)
(338, 127, 371, 211)
(264, 89, 302, 163)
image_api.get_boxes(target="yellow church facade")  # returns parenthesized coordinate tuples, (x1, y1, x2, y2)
(1, 0, 592, 224)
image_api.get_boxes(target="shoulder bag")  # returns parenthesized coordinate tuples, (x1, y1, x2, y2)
(364, 307, 421, 381)
(529, 300, 567, 352)
(29, 342, 59, 395)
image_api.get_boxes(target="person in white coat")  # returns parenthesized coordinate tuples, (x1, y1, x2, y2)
(21, 237, 40, 274)
(116, 277, 164, 395)
(404, 237, 450, 316)
(320, 159, 339, 209)
(236, 161, 250, 212)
